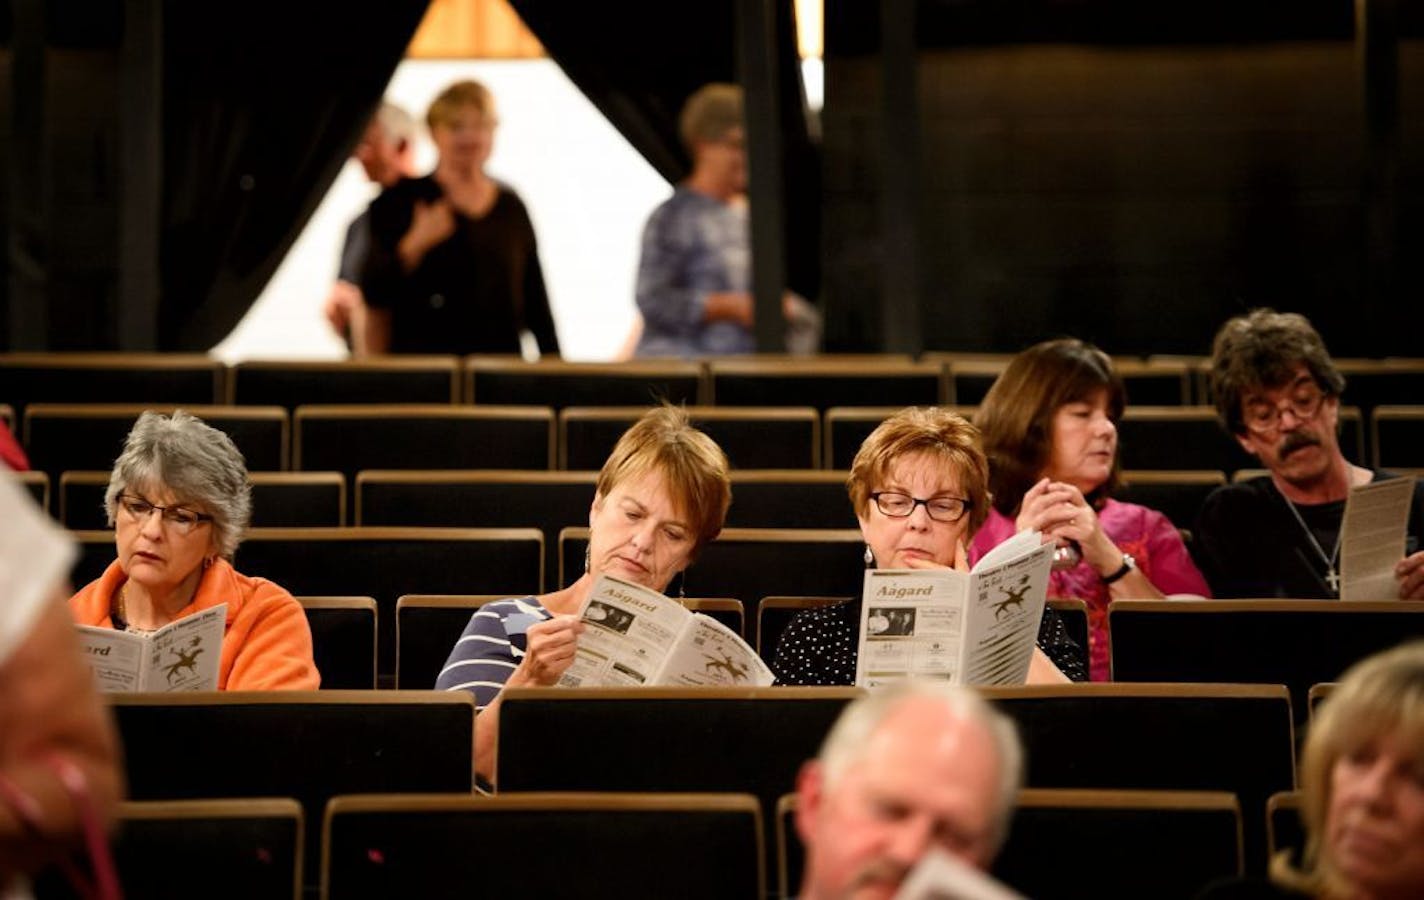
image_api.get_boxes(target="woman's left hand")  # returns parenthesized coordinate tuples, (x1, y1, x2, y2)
(1028, 481, 1120, 575)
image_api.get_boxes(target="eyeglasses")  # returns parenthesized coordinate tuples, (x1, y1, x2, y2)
(118, 494, 213, 535)
(1242, 384, 1327, 435)
(870, 492, 971, 524)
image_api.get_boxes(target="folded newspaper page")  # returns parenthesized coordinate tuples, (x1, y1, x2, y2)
(77, 604, 225, 692)
(559, 575, 773, 688)
(856, 530, 1054, 688)
(1340, 474, 1417, 600)
(894, 849, 1026, 900)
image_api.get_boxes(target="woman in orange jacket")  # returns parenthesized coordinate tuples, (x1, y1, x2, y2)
(68, 410, 318, 691)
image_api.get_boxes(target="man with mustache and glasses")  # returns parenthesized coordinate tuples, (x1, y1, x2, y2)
(793, 681, 1023, 900)
(1193, 309, 1424, 599)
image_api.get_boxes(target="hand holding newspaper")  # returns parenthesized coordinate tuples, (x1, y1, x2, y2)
(559, 575, 773, 688)
(76, 604, 225, 692)
(856, 530, 1055, 688)
(1339, 474, 1417, 600)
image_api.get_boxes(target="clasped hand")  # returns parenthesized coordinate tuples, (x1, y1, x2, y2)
(1016, 478, 1117, 573)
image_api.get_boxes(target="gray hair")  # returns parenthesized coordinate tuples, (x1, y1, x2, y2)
(818, 680, 1024, 852)
(373, 100, 416, 147)
(104, 410, 251, 558)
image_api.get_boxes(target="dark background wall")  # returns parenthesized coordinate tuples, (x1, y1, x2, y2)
(821, 0, 1424, 356)
(3, 1, 1421, 357)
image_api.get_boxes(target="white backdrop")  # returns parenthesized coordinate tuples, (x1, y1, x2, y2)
(211, 59, 671, 362)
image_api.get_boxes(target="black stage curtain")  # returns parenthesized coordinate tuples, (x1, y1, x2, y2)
(510, 0, 821, 299)
(159, 0, 428, 350)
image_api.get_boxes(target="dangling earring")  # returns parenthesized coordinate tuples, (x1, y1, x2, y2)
(863, 544, 875, 569)
(678, 574, 686, 600)
(584, 545, 591, 574)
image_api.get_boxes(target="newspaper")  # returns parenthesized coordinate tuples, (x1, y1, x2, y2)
(76, 604, 225, 692)
(559, 576, 773, 688)
(894, 849, 1026, 900)
(1340, 474, 1417, 600)
(855, 530, 1055, 688)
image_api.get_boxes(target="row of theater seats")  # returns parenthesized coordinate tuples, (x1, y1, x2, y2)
(26, 466, 1246, 536)
(281, 592, 1409, 715)
(6, 352, 1424, 412)
(11, 400, 1424, 479)
(59, 685, 1322, 898)
(67, 787, 1302, 900)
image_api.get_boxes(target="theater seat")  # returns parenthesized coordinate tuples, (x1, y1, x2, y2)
(109, 691, 474, 897)
(981, 683, 1295, 875)
(229, 357, 459, 407)
(994, 788, 1242, 900)
(297, 596, 377, 690)
(32, 798, 304, 900)
(322, 792, 764, 900)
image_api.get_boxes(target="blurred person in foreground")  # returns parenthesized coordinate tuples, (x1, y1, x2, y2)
(361, 79, 560, 357)
(68, 411, 319, 690)
(436, 405, 731, 784)
(795, 679, 1024, 899)
(972, 338, 1209, 680)
(1194, 309, 1424, 599)
(324, 100, 419, 351)
(772, 406, 1084, 685)
(1197, 640, 1424, 899)
(0, 472, 122, 895)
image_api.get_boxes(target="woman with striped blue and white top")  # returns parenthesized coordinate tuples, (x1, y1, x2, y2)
(436, 405, 732, 784)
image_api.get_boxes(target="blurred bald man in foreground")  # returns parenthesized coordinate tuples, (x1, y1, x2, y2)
(794, 681, 1023, 900)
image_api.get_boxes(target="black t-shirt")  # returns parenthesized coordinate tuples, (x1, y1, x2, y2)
(1193, 471, 1424, 599)
(360, 175, 559, 355)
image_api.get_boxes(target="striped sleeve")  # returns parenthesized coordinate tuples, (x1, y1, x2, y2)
(434, 598, 548, 709)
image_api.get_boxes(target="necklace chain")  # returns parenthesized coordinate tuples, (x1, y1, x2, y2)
(1279, 491, 1342, 594)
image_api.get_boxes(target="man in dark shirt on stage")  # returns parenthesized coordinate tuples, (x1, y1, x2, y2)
(1193, 308, 1424, 599)
(324, 101, 417, 351)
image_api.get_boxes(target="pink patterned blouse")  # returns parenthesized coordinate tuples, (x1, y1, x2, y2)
(969, 500, 1210, 680)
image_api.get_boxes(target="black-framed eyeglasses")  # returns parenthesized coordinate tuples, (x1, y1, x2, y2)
(1242, 383, 1327, 435)
(870, 491, 971, 524)
(117, 494, 213, 535)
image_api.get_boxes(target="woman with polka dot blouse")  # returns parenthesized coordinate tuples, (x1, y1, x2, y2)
(771, 407, 1087, 685)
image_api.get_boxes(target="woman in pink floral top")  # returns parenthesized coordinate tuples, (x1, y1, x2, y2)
(970, 339, 1210, 680)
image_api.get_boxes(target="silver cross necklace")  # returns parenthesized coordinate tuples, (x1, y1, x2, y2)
(1280, 492, 1342, 594)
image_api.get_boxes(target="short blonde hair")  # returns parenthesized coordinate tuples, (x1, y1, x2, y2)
(595, 405, 731, 557)
(679, 83, 743, 152)
(1273, 641, 1424, 895)
(426, 80, 496, 133)
(846, 407, 991, 536)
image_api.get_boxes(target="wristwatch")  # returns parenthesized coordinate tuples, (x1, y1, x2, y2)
(1101, 553, 1136, 585)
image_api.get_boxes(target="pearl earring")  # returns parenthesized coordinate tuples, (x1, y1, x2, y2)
(863, 544, 874, 568)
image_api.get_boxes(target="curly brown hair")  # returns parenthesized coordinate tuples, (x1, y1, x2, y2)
(1208, 308, 1345, 436)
